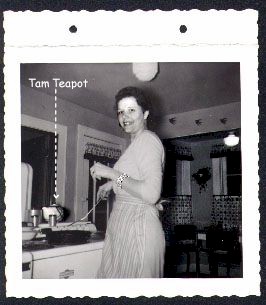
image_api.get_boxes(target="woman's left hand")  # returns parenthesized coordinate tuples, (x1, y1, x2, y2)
(90, 162, 119, 181)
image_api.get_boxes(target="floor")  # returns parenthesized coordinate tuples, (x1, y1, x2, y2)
(164, 246, 242, 278)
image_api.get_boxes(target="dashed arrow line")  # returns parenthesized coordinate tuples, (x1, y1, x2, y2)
(53, 88, 59, 201)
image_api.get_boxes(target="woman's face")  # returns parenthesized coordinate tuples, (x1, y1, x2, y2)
(117, 96, 149, 137)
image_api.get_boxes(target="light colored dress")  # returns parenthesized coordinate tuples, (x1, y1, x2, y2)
(97, 130, 165, 278)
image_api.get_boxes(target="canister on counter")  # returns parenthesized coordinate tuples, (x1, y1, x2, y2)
(30, 209, 42, 227)
(49, 214, 57, 227)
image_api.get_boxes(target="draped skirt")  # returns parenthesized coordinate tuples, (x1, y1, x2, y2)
(97, 195, 165, 278)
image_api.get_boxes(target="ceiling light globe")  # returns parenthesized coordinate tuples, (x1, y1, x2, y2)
(224, 132, 239, 147)
(132, 62, 158, 81)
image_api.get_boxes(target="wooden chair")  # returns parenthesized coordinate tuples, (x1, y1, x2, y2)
(174, 224, 200, 276)
(206, 226, 241, 277)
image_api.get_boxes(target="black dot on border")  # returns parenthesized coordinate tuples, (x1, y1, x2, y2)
(179, 25, 187, 34)
(69, 25, 77, 33)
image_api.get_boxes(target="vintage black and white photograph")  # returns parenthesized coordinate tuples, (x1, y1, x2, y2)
(20, 62, 242, 279)
(4, 10, 259, 298)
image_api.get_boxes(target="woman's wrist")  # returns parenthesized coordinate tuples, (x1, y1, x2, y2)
(112, 170, 121, 181)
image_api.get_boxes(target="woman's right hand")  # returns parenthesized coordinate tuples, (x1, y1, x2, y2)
(97, 181, 113, 201)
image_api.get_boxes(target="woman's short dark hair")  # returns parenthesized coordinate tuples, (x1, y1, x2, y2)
(115, 86, 150, 112)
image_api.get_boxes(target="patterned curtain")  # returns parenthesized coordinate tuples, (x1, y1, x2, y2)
(212, 157, 228, 195)
(160, 196, 193, 245)
(164, 140, 194, 161)
(212, 195, 242, 230)
(171, 144, 194, 161)
(176, 160, 191, 195)
(210, 143, 240, 158)
(84, 142, 121, 161)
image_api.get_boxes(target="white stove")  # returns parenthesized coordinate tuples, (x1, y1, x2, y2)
(22, 223, 104, 279)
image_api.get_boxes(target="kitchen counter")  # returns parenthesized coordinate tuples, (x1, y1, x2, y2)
(23, 239, 104, 260)
(22, 231, 105, 279)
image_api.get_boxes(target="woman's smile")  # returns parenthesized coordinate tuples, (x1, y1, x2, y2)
(123, 120, 133, 126)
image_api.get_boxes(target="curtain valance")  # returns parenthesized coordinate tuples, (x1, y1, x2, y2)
(210, 144, 240, 158)
(167, 145, 194, 161)
(84, 142, 121, 160)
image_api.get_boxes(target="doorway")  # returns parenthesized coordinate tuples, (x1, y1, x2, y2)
(21, 126, 56, 209)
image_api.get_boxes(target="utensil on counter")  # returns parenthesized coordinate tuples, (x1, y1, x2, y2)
(67, 198, 103, 227)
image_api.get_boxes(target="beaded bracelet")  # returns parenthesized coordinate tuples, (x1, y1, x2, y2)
(116, 173, 129, 189)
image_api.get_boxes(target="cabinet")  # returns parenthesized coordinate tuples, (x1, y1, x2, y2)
(31, 242, 103, 279)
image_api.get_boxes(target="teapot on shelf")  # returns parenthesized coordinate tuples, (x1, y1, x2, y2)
(42, 204, 64, 222)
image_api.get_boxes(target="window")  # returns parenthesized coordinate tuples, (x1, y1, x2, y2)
(162, 153, 178, 197)
(212, 151, 241, 196)
(75, 125, 126, 231)
(84, 150, 118, 232)
(21, 114, 67, 209)
(21, 126, 56, 208)
(162, 140, 193, 197)
(226, 151, 242, 196)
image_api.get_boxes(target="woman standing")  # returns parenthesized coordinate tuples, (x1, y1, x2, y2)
(90, 87, 165, 278)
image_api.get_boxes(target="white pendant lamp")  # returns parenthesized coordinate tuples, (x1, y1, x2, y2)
(132, 62, 158, 81)
(224, 132, 239, 147)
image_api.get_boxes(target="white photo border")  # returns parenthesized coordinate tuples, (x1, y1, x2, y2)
(4, 10, 259, 297)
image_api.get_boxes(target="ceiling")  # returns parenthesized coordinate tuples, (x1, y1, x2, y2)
(171, 128, 241, 143)
(20, 62, 240, 119)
